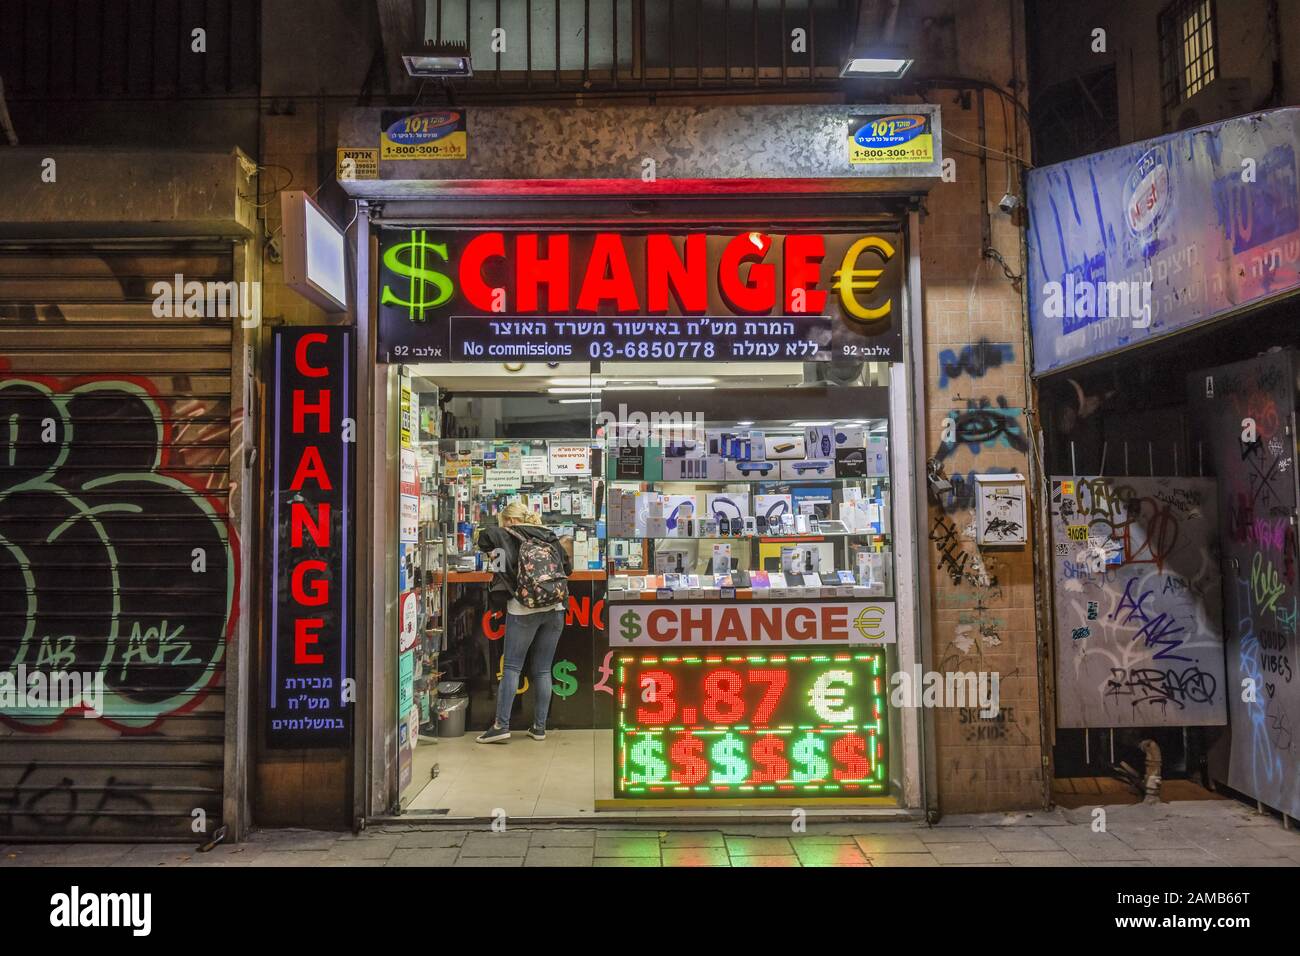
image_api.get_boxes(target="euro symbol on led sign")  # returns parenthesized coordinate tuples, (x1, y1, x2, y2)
(853, 605, 886, 641)
(810, 669, 856, 723)
(381, 229, 455, 321)
(833, 236, 895, 324)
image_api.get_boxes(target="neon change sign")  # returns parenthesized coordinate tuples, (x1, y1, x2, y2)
(376, 230, 904, 363)
(616, 652, 887, 798)
(268, 327, 355, 748)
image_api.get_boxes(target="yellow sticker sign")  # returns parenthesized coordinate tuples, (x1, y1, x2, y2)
(380, 109, 468, 160)
(336, 148, 378, 180)
(848, 113, 935, 165)
(1059, 479, 1076, 497)
(1066, 524, 1088, 542)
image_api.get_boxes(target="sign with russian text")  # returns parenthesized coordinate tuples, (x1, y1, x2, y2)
(377, 230, 904, 363)
(268, 327, 355, 748)
(612, 600, 895, 646)
(616, 652, 888, 797)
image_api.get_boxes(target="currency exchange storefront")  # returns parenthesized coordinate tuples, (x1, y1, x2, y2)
(338, 104, 942, 821)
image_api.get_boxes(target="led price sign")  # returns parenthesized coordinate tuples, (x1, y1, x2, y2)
(267, 327, 355, 748)
(616, 652, 887, 798)
(377, 230, 903, 363)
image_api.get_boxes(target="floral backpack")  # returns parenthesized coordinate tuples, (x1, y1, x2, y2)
(507, 528, 568, 608)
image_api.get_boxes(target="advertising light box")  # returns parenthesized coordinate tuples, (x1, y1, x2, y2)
(616, 652, 887, 798)
(267, 327, 355, 749)
(376, 229, 904, 363)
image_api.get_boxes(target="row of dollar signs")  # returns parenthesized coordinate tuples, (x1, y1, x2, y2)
(625, 732, 835, 786)
(380, 230, 454, 322)
(551, 660, 578, 699)
(618, 608, 641, 641)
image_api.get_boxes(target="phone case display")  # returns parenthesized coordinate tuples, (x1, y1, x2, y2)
(435, 438, 603, 572)
(605, 419, 897, 642)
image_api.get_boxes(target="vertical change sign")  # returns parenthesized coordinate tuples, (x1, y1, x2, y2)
(268, 327, 356, 748)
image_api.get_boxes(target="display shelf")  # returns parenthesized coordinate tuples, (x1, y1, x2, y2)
(606, 532, 891, 541)
(612, 477, 889, 485)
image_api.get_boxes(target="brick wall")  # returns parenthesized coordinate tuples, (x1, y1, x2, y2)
(917, 90, 1046, 814)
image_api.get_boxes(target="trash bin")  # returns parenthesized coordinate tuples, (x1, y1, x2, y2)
(436, 681, 469, 738)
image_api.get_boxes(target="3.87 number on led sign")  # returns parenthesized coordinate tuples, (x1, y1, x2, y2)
(615, 653, 887, 798)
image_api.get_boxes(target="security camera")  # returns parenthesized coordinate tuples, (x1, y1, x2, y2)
(998, 192, 1021, 215)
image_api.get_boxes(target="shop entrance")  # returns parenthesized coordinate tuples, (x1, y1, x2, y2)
(390, 359, 907, 818)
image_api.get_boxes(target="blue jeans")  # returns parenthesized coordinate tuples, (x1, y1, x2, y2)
(493, 609, 565, 729)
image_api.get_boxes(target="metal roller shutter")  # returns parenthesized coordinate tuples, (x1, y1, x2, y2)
(0, 241, 237, 841)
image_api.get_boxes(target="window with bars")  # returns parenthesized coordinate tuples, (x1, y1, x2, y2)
(1158, 0, 1217, 119)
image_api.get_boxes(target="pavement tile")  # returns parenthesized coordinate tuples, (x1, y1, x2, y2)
(977, 828, 1062, 852)
(1180, 826, 1290, 860)
(116, 846, 197, 867)
(529, 829, 597, 847)
(662, 847, 731, 867)
(326, 836, 401, 861)
(730, 855, 802, 867)
(250, 850, 333, 867)
(660, 831, 725, 848)
(460, 832, 532, 857)
(455, 857, 524, 866)
(594, 836, 661, 858)
(1139, 848, 1221, 866)
(864, 853, 939, 867)
(917, 829, 992, 844)
(790, 835, 857, 845)
(1106, 825, 1198, 851)
(852, 833, 930, 854)
(594, 857, 662, 866)
(928, 842, 1007, 865)
(1002, 851, 1079, 866)
(386, 848, 461, 867)
(1082, 860, 1154, 867)
(525, 847, 596, 867)
(725, 836, 794, 856)
(792, 843, 870, 866)
(397, 831, 469, 849)
(1044, 827, 1145, 862)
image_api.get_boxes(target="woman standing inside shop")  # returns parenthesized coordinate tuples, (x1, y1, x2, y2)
(475, 502, 572, 744)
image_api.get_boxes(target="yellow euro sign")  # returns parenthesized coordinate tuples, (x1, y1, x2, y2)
(852, 606, 886, 641)
(834, 236, 895, 322)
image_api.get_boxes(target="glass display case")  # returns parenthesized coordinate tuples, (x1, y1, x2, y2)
(604, 418, 894, 605)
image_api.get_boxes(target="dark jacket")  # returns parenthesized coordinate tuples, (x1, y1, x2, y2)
(477, 523, 573, 612)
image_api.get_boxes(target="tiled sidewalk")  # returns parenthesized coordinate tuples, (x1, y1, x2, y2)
(3, 800, 1298, 867)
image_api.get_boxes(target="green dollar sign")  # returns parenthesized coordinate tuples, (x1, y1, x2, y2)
(380, 229, 455, 321)
(551, 660, 578, 699)
(619, 608, 641, 641)
(792, 732, 830, 782)
(628, 736, 668, 783)
(710, 733, 749, 785)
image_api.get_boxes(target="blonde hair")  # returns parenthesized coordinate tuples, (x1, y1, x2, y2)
(500, 501, 543, 526)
